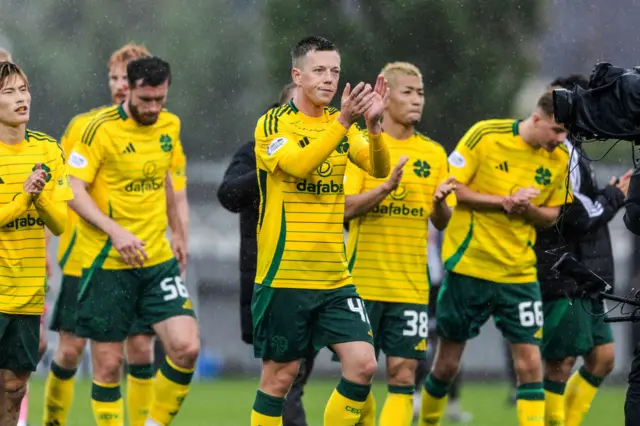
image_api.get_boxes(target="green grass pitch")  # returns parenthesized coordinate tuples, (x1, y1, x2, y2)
(26, 377, 625, 425)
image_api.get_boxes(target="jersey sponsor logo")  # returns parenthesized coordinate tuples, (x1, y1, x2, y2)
(0, 177, 4, 184)
(298, 136, 310, 148)
(267, 137, 287, 156)
(448, 150, 466, 168)
(125, 160, 163, 193)
(296, 179, 344, 195)
(535, 166, 552, 186)
(4, 213, 45, 230)
(159, 134, 173, 152)
(414, 338, 428, 351)
(389, 183, 408, 200)
(413, 159, 431, 178)
(317, 161, 332, 177)
(68, 151, 88, 169)
(371, 202, 425, 217)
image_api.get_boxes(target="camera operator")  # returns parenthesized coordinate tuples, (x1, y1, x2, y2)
(538, 75, 631, 426)
(624, 156, 640, 425)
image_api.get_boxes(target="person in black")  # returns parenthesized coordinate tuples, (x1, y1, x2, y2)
(218, 81, 318, 426)
(535, 75, 631, 425)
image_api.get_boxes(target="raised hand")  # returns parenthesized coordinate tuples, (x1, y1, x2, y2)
(614, 169, 633, 196)
(109, 225, 148, 268)
(364, 74, 389, 126)
(434, 177, 457, 204)
(383, 156, 409, 192)
(337, 82, 375, 128)
(24, 164, 47, 198)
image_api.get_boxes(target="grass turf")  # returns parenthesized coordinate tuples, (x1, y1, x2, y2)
(26, 377, 625, 425)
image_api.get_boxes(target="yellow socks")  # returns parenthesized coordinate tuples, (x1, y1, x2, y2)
(251, 390, 285, 426)
(358, 391, 377, 426)
(147, 357, 194, 425)
(91, 381, 124, 426)
(544, 379, 566, 426)
(516, 383, 545, 426)
(564, 366, 602, 426)
(324, 377, 371, 425)
(419, 374, 450, 426)
(126, 364, 154, 426)
(379, 385, 414, 426)
(43, 361, 77, 426)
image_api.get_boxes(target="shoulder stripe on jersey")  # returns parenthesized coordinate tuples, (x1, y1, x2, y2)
(557, 144, 569, 155)
(81, 110, 121, 146)
(26, 130, 65, 162)
(464, 123, 513, 150)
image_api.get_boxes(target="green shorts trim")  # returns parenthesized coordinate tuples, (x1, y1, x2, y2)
(252, 284, 374, 362)
(436, 272, 543, 345)
(366, 300, 428, 360)
(76, 258, 195, 342)
(0, 313, 40, 372)
(541, 298, 614, 359)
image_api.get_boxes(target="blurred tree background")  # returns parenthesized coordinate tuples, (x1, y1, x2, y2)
(0, 0, 544, 158)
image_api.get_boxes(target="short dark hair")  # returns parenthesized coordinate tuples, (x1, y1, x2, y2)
(127, 56, 172, 88)
(536, 90, 554, 117)
(549, 74, 588, 90)
(291, 36, 338, 67)
(278, 81, 296, 105)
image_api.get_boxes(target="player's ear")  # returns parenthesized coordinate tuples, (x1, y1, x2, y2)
(292, 68, 302, 86)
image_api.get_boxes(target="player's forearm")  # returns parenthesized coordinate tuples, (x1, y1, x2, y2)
(278, 121, 348, 179)
(175, 190, 189, 242)
(351, 132, 391, 179)
(344, 184, 392, 222)
(34, 197, 67, 236)
(455, 184, 504, 210)
(430, 201, 452, 231)
(0, 193, 32, 227)
(68, 179, 120, 237)
(523, 205, 560, 228)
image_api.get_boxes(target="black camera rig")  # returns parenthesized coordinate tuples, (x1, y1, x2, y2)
(551, 253, 640, 323)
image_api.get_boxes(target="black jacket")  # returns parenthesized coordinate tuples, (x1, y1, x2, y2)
(535, 141, 625, 301)
(217, 141, 259, 344)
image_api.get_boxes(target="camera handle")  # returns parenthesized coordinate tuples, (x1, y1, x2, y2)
(599, 291, 640, 322)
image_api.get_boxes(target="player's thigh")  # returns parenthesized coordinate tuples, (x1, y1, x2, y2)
(312, 285, 374, 351)
(494, 281, 543, 345)
(0, 314, 40, 373)
(378, 302, 429, 360)
(76, 267, 138, 342)
(362, 300, 384, 359)
(137, 258, 196, 329)
(435, 272, 493, 341)
(252, 285, 315, 363)
(540, 298, 591, 360)
(591, 299, 614, 347)
(49, 274, 82, 333)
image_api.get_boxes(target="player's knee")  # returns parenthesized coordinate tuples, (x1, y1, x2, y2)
(544, 357, 575, 381)
(93, 353, 124, 382)
(433, 355, 460, 381)
(4, 377, 27, 407)
(261, 361, 299, 396)
(125, 337, 154, 364)
(57, 340, 85, 367)
(355, 355, 378, 382)
(588, 347, 615, 377)
(166, 337, 200, 368)
(387, 358, 417, 386)
(514, 350, 542, 381)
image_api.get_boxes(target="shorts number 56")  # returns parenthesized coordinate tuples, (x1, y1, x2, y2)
(518, 301, 543, 327)
(160, 276, 190, 301)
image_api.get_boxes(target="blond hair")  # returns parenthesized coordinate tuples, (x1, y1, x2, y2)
(381, 62, 423, 88)
(536, 90, 554, 117)
(0, 47, 12, 63)
(108, 43, 150, 69)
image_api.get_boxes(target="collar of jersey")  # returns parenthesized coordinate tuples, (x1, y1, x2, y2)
(289, 99, 331, 123)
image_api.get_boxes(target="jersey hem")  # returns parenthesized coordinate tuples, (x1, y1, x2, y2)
(448, 268, 537, 284)
(359, 294, 430, 305)
(82, 253, 174, 271)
